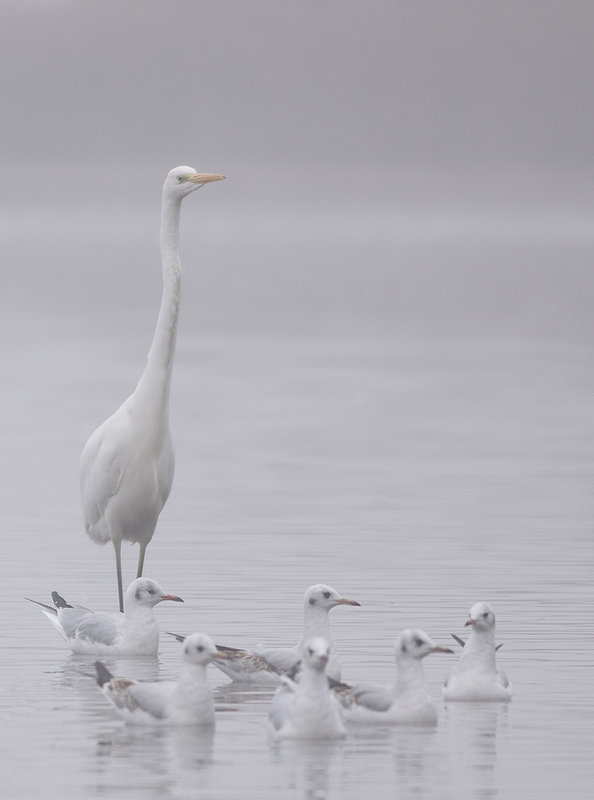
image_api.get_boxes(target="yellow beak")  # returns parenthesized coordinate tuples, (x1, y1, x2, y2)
(188, 172, 225, 184)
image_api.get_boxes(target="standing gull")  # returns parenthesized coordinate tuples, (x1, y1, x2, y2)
(26, 577, 183, 656)
(443, 602, 512, 702)
(80, 166, 224, 612)
(268, 637, 346, 739)
(333, 629, 453, 725)
(95, 633, 225, 725)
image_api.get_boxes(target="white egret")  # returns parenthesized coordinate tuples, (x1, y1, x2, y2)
(443, 601, 512, 701)
(80, 166, 224, 611)
(95, 632, 227, 725)
(25, 577, 184, 656)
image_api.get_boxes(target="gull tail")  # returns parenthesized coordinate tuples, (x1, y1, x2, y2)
(95, 661, 114, 688)
(24, 597, 58, 615)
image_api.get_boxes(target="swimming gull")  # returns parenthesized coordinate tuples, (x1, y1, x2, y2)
(268, 637, 346, 739)
(26, 577, 183, 656)
(443, 601, 512, 702)
(95, 632, 225, 725)
(333, 629, 453, 725)
(169, 583, 360, 683)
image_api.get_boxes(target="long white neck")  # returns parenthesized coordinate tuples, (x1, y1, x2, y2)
(135, 190, 182, 410)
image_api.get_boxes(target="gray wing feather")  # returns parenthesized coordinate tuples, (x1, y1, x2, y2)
(74, 612, 120, 645)
(352, 683, 394, 712)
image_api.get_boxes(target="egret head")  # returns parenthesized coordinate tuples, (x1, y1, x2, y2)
(304, 584, 361, 612)
(165, 165, 225, 198)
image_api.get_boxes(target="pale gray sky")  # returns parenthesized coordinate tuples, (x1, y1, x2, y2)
(2, 1, 593, 169)
(2, 1, 593, 337)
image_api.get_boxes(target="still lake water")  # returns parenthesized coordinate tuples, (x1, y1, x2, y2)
(1, 195, 593, 798)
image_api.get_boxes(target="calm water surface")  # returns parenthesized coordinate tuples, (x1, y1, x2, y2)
(1, 327, 592, 800)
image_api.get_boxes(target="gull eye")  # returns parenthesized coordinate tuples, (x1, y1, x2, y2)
(308, 648, 314, 656)
(196, 645, 204, 653)
(147, 587, 155, 595)
(483, 612, 489, 618)
(177, 175, 184, 183)
(414, 637, 424, 647)
(323, 591, 331, 599)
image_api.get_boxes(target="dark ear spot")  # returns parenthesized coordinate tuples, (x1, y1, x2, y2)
(135, 589, 142, 600)
(401, 641, 408, 653)
(309, 597, 316, 606)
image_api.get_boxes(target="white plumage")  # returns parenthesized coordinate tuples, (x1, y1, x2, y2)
(443, 602, 512, 702)
(201, 584, 360, 683)
(80, 166, 224, 612)
(95, 633, 224, 725)
(26, 577, 183, 656)
(334, 629, 453, 725)
(268, 638, 346, 739)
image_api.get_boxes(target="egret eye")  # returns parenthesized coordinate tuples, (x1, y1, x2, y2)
(177, 175, 185, 183)
(323, 591, 331, 599)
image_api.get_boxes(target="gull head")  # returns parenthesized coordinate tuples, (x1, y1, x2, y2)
(396, 629, 454, 662)
(465, 601, 496, 632)
(182, 633, 224, 666)
(304, 584, 361, 612)
(126, 578, 184, 609)
(302, 637, 331, 673)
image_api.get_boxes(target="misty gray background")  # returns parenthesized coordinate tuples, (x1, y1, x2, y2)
(1, 3, 593, 800)
(2, 0, 593, 338)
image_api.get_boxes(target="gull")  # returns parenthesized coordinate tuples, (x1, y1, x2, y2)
(169, 584, 361, 683)
(95, 633, 225, 725)
(443, 602, 512, 702)
(26, 577, 183, 656)
(268, 637, 346, 739)
(333, 629, 453, 725)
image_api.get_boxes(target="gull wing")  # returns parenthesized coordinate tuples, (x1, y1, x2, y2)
(352, 683, 394, 712)
(73, 611, 120, 645)
(269, 677, 297, 731)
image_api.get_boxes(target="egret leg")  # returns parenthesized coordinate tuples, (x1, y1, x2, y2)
(136, 541, 147, 579)
(113, 538, 124, 613)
